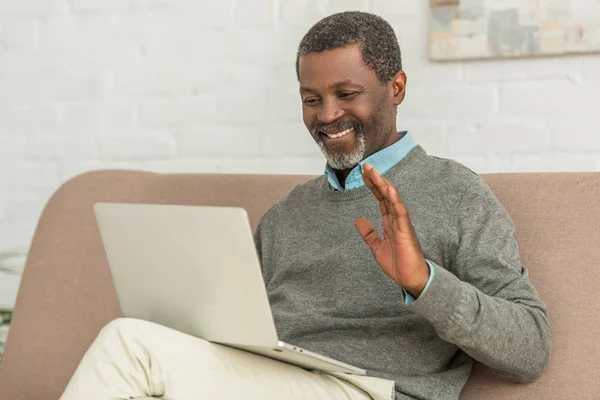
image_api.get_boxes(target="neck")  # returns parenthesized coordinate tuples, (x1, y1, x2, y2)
(336, 169, 351, 189)
(335, 131, 401, 188)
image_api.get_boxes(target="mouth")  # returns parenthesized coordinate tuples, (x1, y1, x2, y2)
(321, 127, 355, 140)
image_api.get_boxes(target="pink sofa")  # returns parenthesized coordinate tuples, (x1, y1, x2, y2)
(0, 170, 599, 399)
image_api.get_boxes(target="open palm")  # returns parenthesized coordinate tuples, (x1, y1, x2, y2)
(354, 164, 430, 297)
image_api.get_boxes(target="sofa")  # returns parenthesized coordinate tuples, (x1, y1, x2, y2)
(0, 170, 599, 399)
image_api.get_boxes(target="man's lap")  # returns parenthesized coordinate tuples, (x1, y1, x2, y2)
(60, 318, 393, 400)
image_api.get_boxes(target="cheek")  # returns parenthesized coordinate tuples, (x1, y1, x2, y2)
(302, 106, 316, 129)
(344, 102, 370, 124)
(368, 98, 395, 129)
(353, 105, 379, 129)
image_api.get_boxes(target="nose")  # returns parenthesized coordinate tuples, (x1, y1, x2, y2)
(318, 98, 344, 125)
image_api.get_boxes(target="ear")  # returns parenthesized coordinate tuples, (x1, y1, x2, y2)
(391, 71, 407, 106)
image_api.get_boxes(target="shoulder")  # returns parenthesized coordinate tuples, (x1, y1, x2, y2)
(397, 149, 482, 211)
(416, 153, 509, 222)
(256, 175, 327, 231)
(393, 148, 512, 229)
(418, 152, 480, 195)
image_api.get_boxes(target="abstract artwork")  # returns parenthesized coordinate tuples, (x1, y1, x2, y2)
(429, 0, 600, 60)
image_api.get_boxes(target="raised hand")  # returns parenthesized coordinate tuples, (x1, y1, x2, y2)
(354, 163, 430, 298)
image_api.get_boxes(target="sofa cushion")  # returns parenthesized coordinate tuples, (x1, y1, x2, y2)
(1, 170, 599, 400)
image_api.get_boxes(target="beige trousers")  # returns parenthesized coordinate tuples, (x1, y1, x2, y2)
(60, 318, 395, 400)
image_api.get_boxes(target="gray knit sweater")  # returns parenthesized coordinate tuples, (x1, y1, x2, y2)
(254, 146, 551, 400)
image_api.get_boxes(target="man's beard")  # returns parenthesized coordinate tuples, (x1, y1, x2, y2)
(311, 121, 367, 170)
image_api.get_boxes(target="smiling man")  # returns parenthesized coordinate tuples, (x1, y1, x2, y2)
(301, 48, 400, 178)
(60, 11, 551, 400)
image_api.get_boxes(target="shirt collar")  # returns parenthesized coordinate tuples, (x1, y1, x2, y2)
(324, 131, 416, 192)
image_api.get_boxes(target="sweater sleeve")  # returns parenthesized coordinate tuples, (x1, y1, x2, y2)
(253, 220, 263, 267)
(409, 177, 551, 382)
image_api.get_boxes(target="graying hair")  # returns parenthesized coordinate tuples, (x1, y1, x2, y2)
(295, 11, 403, 83)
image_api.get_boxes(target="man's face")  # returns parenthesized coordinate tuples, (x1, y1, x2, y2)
(298, 44, 404, 171)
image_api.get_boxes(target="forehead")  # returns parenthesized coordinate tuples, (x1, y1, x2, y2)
(298, 45, 380, 90)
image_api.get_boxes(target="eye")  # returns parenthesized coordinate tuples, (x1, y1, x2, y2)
(338, 92, 357, 99)
(303, 97, 321, 106)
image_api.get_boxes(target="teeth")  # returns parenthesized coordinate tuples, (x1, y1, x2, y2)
(325, 127, 354, 139)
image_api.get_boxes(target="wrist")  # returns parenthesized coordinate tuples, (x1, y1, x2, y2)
(404, 261, 430, 298)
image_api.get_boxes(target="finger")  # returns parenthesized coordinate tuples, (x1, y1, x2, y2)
(372, 173, 401, 222)
(381, 209, 395, 240)
(354, 218, 381, 251)
(362, 164, 385, 201)
(363, 174, 385, 202)
(365, 166, 397, 222)
(365, 164, 391, 202)
(379, 199, 389, 217)
(386, 185, 412, 232)
(372, 177, 390, 217)
(362, 165, 390, 218)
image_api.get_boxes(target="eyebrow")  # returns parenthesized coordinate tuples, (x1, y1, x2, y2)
(300, 80, 365, 93)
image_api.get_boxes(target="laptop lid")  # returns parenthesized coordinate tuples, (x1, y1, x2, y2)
(94, 203, 279, 348)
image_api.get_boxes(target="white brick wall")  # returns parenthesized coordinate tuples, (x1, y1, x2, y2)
(1, 0, 600, 256)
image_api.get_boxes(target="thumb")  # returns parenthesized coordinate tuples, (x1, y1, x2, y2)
(354, 218, 381, 251)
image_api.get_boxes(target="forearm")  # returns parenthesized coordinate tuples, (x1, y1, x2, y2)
(409, 262, 551, 382)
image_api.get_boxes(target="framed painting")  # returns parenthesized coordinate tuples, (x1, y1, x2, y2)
(429, 0, 600, 60)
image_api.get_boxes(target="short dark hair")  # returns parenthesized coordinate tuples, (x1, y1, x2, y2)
(295, 11, 402, 83)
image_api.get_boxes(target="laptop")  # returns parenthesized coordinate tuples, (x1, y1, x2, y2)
(93, 202, 366, 376)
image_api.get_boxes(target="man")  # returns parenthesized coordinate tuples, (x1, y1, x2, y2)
(60, 11, 551, 400)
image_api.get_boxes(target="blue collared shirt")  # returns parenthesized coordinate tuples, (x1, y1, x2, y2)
(324, 131, 434, 304)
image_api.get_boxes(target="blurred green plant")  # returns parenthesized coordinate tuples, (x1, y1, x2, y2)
(0, 311, 12, 364)
(0, 249, 27, 366)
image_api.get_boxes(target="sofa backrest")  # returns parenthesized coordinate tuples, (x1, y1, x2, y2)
(0, 170, 599, 400)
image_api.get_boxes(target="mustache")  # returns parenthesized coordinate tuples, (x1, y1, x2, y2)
(311, 120, 363, 137)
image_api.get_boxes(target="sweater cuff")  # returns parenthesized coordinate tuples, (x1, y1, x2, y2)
(407, 261, 474, 336)
(403, 260, 435, 304)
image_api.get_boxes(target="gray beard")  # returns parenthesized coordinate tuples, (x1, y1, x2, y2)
(316, 130, 367, 171)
